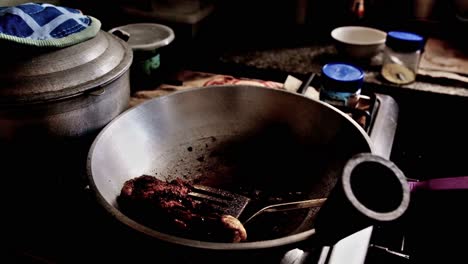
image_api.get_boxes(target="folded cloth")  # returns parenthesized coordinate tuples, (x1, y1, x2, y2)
(0, 2, 100, 47)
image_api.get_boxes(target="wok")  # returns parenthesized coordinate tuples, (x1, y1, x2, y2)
(87, 85, 374, 252)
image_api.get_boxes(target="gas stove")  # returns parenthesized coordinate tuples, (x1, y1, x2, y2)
(11, 71, 403, 264)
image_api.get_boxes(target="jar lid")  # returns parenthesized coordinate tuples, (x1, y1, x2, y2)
(109, 23, 175, 51)
(386, 31, 425, 52)
(321, 63, 364, 92)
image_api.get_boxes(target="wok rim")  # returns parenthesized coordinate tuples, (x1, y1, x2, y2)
(87, 85, 375, 250)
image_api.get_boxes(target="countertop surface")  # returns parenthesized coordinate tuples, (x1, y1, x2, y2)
(201, 43, 468, 98)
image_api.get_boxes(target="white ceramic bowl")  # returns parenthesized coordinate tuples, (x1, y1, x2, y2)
(331, 26, 387, 60)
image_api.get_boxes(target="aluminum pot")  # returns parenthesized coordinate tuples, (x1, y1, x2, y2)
(0, 30, 132, 189)
(87, 85, 375, 261)
(0, 30, 133, 141)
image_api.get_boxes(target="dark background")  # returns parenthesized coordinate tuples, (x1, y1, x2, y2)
(7, 1, 468, 263)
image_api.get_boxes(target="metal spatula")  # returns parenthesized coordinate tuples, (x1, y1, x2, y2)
(188, 185, 251, 218)
(189, 184, 327, 224)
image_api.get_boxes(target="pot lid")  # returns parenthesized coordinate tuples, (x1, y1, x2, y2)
(0, 30, 133, 104)
(108, 23, 175, 51)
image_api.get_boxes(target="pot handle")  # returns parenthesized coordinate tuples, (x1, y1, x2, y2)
(313, 153, 410, 246)
(408, 176, 468, 191)
(109, 29, 131, 42)
(87, 87, 106, 96)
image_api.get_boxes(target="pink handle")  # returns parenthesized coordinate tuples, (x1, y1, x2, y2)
(408, 176, 468, 192)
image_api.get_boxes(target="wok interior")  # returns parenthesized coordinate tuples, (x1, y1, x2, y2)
(89, 85, 372, 243)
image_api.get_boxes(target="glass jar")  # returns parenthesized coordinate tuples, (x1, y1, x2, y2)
(319, 63, 364, 108)
(381, 31, 425, 85)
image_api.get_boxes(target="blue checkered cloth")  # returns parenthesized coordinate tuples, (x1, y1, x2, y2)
(0, 3, 100, 47)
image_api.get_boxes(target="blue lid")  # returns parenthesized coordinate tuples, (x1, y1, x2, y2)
(386, 31, 425, 52)
(321, 63, 364, 92)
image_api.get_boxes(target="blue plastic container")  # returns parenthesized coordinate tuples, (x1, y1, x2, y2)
(319, 63, 364, 108)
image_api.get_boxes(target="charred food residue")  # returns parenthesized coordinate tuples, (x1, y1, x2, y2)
(118, 175, 247, 243)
